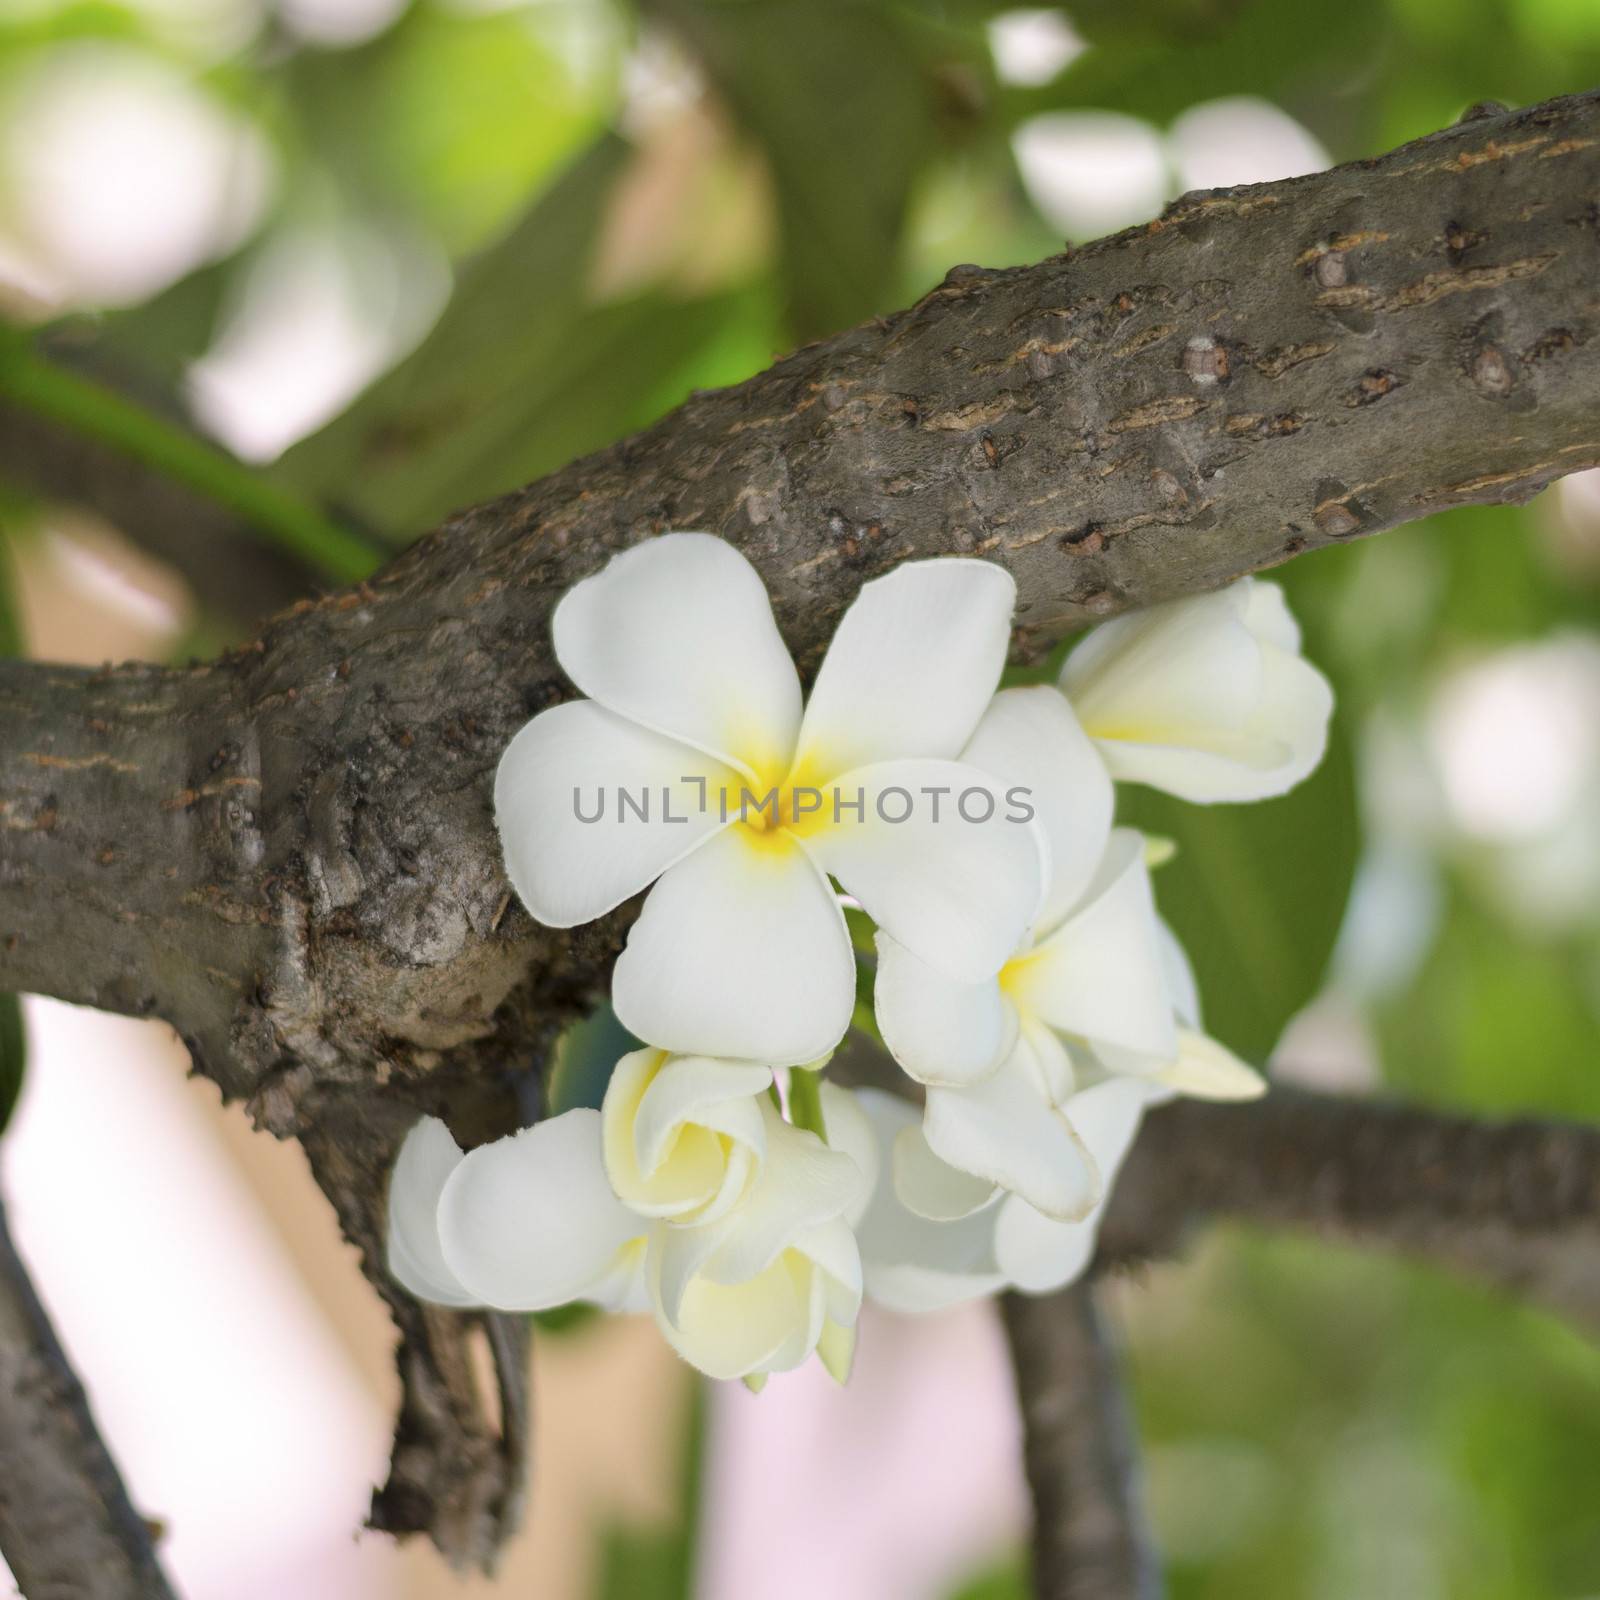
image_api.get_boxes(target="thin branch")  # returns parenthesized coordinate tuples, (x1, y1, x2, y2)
(1102, 1086, 1600, 1330)
(1001, 1284, 1165, 1600)
(0, 1193, 178, 1600)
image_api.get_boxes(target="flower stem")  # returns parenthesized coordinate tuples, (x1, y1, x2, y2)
(787, 1065, 827, 1142)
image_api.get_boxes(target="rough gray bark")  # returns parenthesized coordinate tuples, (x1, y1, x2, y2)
(1002, 1285, 1164, 1600)
(0, 1197, 177, 1600)
(1103, 1085, 1600, 1330)
(2, 91, 1600, 1570)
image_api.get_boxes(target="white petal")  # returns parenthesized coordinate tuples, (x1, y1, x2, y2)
(852, 1091, 1007, 1313)
(552, 532, 802, 778)
(650, 1243, 809, 1380)
(1062, 583, 1257, 742)
(962, 685, 1114, 928)
(1019, 1016, 1078, 1104)
(873, 932, 1014, 1087)
(816, 1318, 856, 1384)
(805, 758, 1045, 983)
(612, 827, 855, 1065)
(793, 559, 1016, 777)
(1160, 1028, 1266, 1100)
(601, 1048, 769, 1221)
(922, 1047, 1100, 1222)
(992, 1195, 1096, 1295)
(1156, 914, 1201, 1029)
(1060, 577, 1333, 803)
(994, 1075, 1160, 1291)
(699, 1099, 866, 1284)
(892, 1124, 999, 1220)
(438, 1110, 644, 1311)
(760, 1218, 863, 1374)
(818, 1081, 880, 1228)
(1241, 577, 1298, 648)
(794, 1217, 864, 1324)
(1005, 829, 1178, 1065)
(386, 1118, 477, 1307)
(494, 699, 738, 927)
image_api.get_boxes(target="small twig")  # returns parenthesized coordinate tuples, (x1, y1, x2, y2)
(1001, 1284, 1165, 1600)
(0, 1193, 178, 1600)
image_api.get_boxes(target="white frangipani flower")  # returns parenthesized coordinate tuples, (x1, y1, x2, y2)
(852, 1073, 1169, 1309)
(1060, 575, 1334, 803)
(494, 533, 1048, 1065)
(874, 686, 1263, 1225)
(387, 1051, 874, 1383)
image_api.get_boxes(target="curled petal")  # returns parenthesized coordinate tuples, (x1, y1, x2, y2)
(962, 684, 1114, 928)
(818, 1081, 881, 1229)
(995, 1076, 1166, 1291)
(612, 827, 855, 1065)
(494, 699, 737, 927)
(873, 931, 1015, 1087)
(1159, 1028, 1266, 1101)
(793, 559, 1016, 777)
(1060, 577, 1333, 803)
(649, 1244, 808, 1380)
(922, 1046, 1101, 1222)
(892, 1123, 999, 1221)
(805, 759, 1046, 983)
(698, 1098, 868, 1286)
(553, 532, 802, 779)
(816, 1318, 857, 1385)
(438, 1110, 644, 1312)
(601, 1048, 769, 1222)
(387, 1118, 476, 1308)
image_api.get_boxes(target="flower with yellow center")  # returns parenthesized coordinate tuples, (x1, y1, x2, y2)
(493, 533, 1047, 1065)
(386, 1054, 875, 1384)
(873, 686, 1266, 1225)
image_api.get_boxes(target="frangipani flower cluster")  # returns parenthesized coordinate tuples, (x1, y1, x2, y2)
(390, 534, 1333, 1384)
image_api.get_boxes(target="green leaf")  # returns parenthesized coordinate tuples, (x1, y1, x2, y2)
(530, 1301, 601, 1338)
(547, 1001, 641, 1117)
(657, 0, 938, 340)
(1115, 716, 1361, 1063)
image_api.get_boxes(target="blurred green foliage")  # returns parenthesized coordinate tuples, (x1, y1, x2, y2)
(0, 1, 1596, 1595)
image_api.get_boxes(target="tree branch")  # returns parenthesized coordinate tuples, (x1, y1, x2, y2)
(0, 1193, 177, 1600)
(1102, 1086, 1600, 1330)
(1001, 1284, 1165, 1600)
(3, 91, 1600, 1565)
